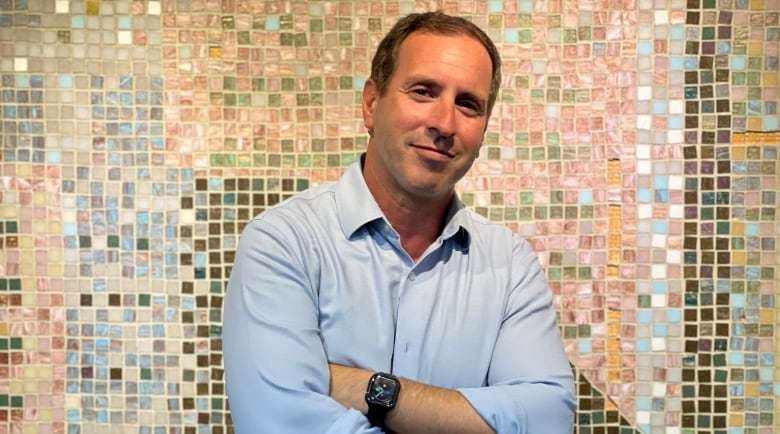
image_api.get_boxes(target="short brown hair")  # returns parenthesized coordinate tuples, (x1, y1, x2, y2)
(369, 11, 502, 118)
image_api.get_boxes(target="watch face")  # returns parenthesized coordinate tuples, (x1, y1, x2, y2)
(366, 375, 398, 408)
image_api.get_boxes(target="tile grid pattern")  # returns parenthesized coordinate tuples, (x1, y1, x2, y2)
(0, 0, 777, 433)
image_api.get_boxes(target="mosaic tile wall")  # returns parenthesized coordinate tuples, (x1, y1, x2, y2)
(0, 0, 778, 433)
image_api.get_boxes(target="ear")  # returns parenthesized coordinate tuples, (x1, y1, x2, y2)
(362, 79, 379, 134)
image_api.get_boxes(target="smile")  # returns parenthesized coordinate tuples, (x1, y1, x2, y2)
(410, 144, 454, 158)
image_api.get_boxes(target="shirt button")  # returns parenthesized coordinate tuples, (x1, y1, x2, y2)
(408, 272, 416, 281)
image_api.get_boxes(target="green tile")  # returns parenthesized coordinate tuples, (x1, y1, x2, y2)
(107, 235, 119, 248)
(268, 154, 282, 167)
(580, 205, 593, 218)
(339, 32, 352, 46)
(508, 207, 523, 220)
(135, 238, 149, 251)
(279, 14, 293, 30)
(295, 154, 310, 168)
(515, 148, 529, 159)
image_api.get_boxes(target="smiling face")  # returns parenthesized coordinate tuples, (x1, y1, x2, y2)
(361, 31, 493, 206)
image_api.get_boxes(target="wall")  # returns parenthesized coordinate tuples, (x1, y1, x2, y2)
(0, 0, 778, 433)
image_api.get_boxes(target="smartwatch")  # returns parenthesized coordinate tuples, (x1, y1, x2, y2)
(365, 372, 400, 430)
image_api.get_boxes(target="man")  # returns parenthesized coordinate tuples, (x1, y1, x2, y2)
(223, 11, 576, 433)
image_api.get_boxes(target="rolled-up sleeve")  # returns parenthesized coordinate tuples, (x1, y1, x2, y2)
(222, 215, 381, 434)
(458, 237, 576, 434)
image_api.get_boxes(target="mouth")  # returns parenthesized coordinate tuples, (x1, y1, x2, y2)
(410, 144, 454, 159)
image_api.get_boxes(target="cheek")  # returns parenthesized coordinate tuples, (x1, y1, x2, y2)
(461, 128, 486, 150)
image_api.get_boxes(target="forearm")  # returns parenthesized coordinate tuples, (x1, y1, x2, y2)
(329, 364, 495, 434)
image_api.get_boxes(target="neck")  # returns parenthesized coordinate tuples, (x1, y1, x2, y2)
(361, 158, 452, 262)
(385, 198, 450, 262)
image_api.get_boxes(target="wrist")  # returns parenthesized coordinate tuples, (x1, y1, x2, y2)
(328, 364, 374, 413)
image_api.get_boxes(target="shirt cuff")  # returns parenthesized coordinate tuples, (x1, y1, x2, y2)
(325, 408, 384, 434)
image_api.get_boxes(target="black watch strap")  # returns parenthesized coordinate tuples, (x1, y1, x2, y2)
(367, 406, 397, 433)
(366, 405, 388, 429)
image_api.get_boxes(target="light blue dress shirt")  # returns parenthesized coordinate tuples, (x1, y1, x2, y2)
(223, 158, 576, 433)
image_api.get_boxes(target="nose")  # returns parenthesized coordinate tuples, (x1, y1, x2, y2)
(427, 99, 456, 140)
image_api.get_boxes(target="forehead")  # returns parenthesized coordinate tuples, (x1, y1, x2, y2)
(394, 31, 493, 90)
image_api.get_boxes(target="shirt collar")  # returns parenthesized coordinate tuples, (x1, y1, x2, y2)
(335, 157, 386, 239)
(335, 154, 472, 248)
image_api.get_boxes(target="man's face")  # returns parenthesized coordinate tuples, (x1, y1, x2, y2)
(362, 31, 493, 202)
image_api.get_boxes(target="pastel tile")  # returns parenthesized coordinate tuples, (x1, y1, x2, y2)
(0, 0, 777, 432)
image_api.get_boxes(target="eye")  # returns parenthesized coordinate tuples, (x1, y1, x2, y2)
(409, 87, 433, 98)
(456, 99, 483, 116)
